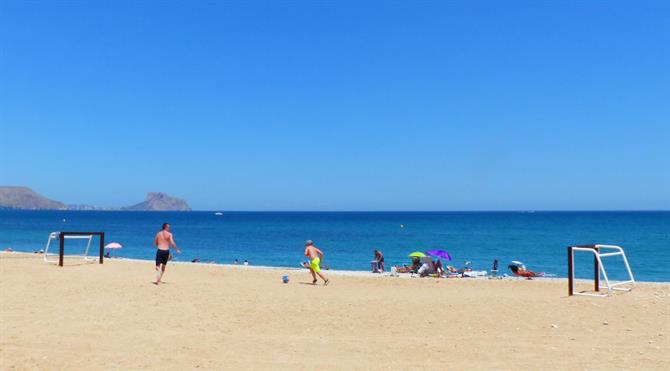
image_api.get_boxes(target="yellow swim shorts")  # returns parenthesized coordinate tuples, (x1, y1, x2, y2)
(310, 257, 321, 273)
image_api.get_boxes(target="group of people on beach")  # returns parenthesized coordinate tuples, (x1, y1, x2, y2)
(151, 223, 543, 285)
(152, 223, 330, 286)
(391, 256, 445, 276)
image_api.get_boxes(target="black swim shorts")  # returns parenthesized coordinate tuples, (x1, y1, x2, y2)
(156, 249, 170, 266)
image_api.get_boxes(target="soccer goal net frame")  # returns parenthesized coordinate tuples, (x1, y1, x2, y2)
(43, 231, 105, 266)
(567, 244, 635, 297)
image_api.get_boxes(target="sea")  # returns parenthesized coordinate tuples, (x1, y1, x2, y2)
(1, 210, 668, 282)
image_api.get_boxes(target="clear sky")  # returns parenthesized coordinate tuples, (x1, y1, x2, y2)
(1, 0, 668, 211)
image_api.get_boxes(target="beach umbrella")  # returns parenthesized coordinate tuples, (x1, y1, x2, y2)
(408, 251, 426, 258)
(104, 242, 122, 257)
(426, 249, 452, 261)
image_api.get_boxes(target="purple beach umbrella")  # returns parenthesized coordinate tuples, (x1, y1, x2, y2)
(425, 249, 452, 261)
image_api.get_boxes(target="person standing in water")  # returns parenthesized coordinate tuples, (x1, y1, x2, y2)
(154, 223, 181, 284)
(304, 240, 329, 285)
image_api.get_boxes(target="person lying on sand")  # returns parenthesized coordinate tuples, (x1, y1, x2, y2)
(508, 264, 544, 279)
(394, 266, 411, 273)
(393, 257, 422, 273)
(445, 264, 473, 274)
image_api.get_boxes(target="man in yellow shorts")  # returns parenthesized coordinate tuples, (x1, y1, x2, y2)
(304, 240, 329, 285)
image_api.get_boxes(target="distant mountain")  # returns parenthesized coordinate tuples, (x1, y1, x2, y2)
(123, 192, 191, 211)
(0, 187, 191, 211)
(0, 186, 66, 210)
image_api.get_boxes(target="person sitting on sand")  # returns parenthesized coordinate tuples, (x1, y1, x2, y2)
(418, 258, 436, 277)
(304, 240, 329, 285)
(434, 259, 444, 275)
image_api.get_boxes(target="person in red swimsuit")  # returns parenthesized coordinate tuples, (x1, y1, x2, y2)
(508, 263, 543, 279)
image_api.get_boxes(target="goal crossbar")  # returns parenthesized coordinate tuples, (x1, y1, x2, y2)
(44, 231, 105, 266)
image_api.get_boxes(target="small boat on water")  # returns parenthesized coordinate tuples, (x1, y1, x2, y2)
(214, 212, 223, 216)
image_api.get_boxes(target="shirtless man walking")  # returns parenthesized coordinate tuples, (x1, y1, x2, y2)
(304, 240, 329, 285)
(154, 223, 181, 284)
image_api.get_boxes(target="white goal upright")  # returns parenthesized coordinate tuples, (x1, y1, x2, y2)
(43, 231, 105, 266)
(568, 244, 635, 297)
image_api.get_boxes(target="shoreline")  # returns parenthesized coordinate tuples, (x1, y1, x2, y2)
(3, 251, 669, 284)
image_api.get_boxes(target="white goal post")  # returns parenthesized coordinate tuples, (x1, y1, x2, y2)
(568, 244, 635, 297)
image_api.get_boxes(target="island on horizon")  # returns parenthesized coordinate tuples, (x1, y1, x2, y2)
(0, 186, 191, 211)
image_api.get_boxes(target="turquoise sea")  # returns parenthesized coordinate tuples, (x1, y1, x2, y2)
(0, 210, 668, 282)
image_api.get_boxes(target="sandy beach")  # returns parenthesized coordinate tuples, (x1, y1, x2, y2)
(1, 253, 668, 370)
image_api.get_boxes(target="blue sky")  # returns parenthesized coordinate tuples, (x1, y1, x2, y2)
(1, 0, 668, 210)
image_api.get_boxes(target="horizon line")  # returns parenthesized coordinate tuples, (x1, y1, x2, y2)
(3, 209, 669, 213)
